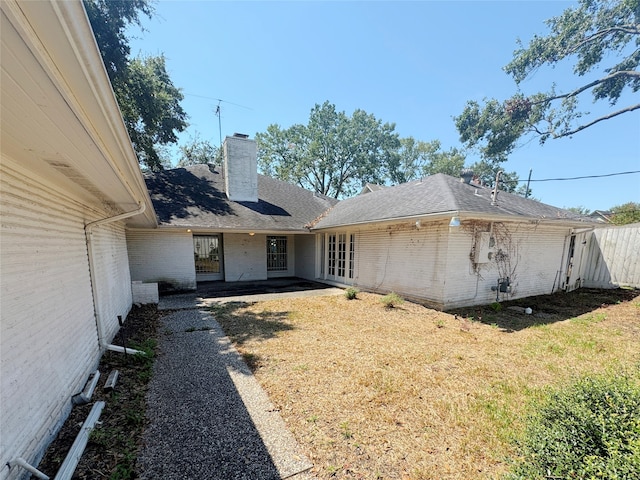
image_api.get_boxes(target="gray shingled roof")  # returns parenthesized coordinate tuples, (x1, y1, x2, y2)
(145, 164, 337, 231)
(313, 173, 594, 229)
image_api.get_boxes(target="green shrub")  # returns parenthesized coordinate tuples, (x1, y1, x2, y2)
(506, 372, 640, 479)
(344, 287, 359, 300)
(380, 292, 404, 308)
(490, 301, 502, 312)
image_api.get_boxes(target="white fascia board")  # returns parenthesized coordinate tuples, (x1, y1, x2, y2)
(311, 211, 597, 231)
(1, 0, 157, 227)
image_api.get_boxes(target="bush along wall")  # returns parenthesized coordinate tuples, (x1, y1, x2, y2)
(507, 371, 640, 479)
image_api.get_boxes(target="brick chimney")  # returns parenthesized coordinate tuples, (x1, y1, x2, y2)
(223, 134, 258, 203)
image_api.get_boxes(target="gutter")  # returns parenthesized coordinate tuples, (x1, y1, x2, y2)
(311, 211, 599, 231)
(310, 211, 460, 231)
(85, 203, 146, 350)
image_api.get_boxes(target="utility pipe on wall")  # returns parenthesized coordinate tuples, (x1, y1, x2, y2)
(85, 203, 145, 349)
(7, 457, 50, 480)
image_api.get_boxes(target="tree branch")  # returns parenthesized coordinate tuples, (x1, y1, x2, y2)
(555, 103, 640, 138)
(568, 25, 640, 54)
(531, 70, 640, 105)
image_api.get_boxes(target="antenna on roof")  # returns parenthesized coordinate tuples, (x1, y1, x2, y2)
(213, 99, 253, 150)
(215, 101, 222, 149)
(491, 171, 503, 206)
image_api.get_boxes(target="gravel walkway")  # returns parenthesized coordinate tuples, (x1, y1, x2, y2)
(138, 297, 314, 479)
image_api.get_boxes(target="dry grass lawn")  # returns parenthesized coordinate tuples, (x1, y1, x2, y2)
(211, 288, 640, 479)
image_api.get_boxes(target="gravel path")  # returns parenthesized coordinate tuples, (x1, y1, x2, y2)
(138, 302, 314, 479)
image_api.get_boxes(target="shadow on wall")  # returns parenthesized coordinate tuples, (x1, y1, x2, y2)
(145, 168, 233, 222)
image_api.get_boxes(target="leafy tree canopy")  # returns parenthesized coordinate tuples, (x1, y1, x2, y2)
(455, 0, 640, 161)
(256, 101, 401, 198)
(177, 132, 221, 167)
(566, 205, 592, 215)
(256, 102, 527, 197)
(390, 138, 466, 184)
(84, 0, 187, 171)
(610, 201, 640, 224)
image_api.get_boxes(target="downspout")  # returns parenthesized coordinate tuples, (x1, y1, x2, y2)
(85, 203, 145, 352)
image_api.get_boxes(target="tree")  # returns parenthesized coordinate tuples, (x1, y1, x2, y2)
(390, 138, 466, 184)
(610, 201, 640, 224)
(392, 138, 525, 194)
(84, 0, 188, 171)
(256, 101, 400, 198)
(177, 133, 221, 167)
(566, 205, 592, 215)
(455, 0, 640, 160)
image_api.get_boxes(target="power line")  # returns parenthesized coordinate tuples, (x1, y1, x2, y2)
(183, 93, 252, 110)
(527, 170, 640, 183)
(502, 170, 640, 184)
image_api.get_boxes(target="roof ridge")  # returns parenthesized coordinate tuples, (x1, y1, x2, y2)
(434, 174, 463, 211)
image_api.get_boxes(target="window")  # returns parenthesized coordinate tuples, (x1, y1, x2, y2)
(348, 234, 355, 279)
(328, 234, 336, 276)
(194, 235, 220, 273)
(267, 236, 287, 271)
(319, 234, 325, 276)
(337, 233, 346, 277)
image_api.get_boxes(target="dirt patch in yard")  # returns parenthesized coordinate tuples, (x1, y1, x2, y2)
(450, 287, 640, 331)
(33, 304, 159, 480)
(212, 287, 640, 479)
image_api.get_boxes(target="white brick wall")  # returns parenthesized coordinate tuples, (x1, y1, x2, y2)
(223, 233, 267, 281)
(90, 222, 133, 342)
(223, 136, 258, 203)
(126, 229, 196, 292)
(351, 222, 448, 304)
(317, 220, 574, 310)
(294, 234, 316, 280)
(443, 222, 570, 309)
(1, 161, 102, 478)
(131, 282, 159, 304)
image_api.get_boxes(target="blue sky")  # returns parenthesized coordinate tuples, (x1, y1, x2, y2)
(127, 0, 639, 210)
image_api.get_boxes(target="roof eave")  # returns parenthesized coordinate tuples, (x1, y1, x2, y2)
(311, 210, 597, 230)
(1, 0, 157, 228)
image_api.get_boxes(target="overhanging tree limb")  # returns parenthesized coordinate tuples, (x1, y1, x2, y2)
(456, 0, 639, 160)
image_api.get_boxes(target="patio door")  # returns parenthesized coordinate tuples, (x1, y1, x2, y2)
(325, 233, 355, 284)
(193, 235, 224, 281)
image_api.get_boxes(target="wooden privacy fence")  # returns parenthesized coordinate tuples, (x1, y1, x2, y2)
(582, 223, 640, 289)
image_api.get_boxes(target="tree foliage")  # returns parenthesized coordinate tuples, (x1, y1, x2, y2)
(256, 101, 400, 198)
(84, 0, 187, 171)
(390, 138, 466, 184)
(256, 101, 529, 197)
(610, 201, 640, 224)
(177, 133, 221, 167)
(507, 372, 640, 479)
(455, 0, 640, 160)
(566, 205, 592, 215)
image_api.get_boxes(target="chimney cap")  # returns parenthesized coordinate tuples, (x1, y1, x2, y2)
(233, 133, 249, 139)
(460, 169, 474, 184)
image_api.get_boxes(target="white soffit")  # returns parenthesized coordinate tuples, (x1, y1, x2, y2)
(1, 0, 156, 227)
